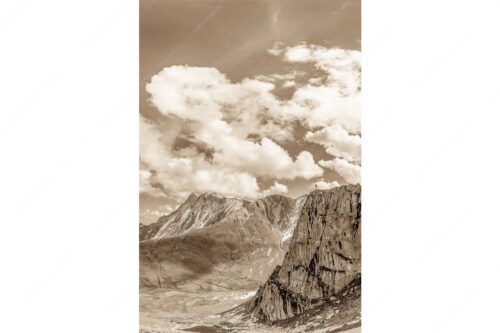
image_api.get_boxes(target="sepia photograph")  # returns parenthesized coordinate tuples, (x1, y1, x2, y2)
(139, 1, 361, 332)
(3, 1, 500, 333)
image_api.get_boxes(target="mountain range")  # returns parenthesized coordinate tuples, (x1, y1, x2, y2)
(140, 192, 306, 246)
(139, 185, 361, 332)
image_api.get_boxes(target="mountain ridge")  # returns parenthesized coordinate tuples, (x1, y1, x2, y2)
(139, 185, 361, 333)
(140, 191, 306, 244)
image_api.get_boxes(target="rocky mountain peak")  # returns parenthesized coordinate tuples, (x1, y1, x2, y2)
(140, 191, 306, 243)
(245, 184, 361, 323)
(184, 192, 199, 203)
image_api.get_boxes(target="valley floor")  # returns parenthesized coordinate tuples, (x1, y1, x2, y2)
(140, 286, 255, 332)
(140, 286, 360, 333)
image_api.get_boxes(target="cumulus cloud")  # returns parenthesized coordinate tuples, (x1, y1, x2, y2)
(304, 125, 361, 162)
(140, 112, 321, 201)
(262, 182, 289, 197)
(312, 180, 341, 190)
(141, 42, 361, 206)
(145, 66, 323, 183)
(139, 168, 166, 198)
(264, 43, 361, 135)
(275, 43, 362, 182)
(192, 121, 323, 180)
(141, 115, 257, 197)
(319, 158, 361, 184)
(146, 65, 293, 143)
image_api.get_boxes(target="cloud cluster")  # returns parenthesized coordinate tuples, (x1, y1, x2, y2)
(146, 66, 294, 143)
(304, 124, 361, 163)
(141, 43, 361, 204)
(262, 182, 289, 197)
(312, 180, 341, 190)
(142, 62, 331, 200)
(141, 115, 264, 199)
(274, 43, 362, 183)
(270, 43, 361, 134)
(319, 158, 361, 184)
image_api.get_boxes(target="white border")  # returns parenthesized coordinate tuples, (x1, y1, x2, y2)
(363, 0, 500, 332)
(0, 0, 138, 332)
(2, 0, 500, 332)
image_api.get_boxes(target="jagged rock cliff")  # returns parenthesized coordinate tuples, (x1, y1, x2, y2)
(245, 184, 361, 322)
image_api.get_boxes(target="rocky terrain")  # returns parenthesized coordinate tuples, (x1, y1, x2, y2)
(244, 185, 361, 325)
(139, 185, 361, 332)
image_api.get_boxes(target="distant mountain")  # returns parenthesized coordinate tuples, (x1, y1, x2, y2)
(139, 192, 305, 289)
(243, 185, 361, 328)
(140, 193, 249, 240)
(140, 192, 306, 249)
(139, 202, 283, 288)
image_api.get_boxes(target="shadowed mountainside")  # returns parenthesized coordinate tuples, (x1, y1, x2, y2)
(139, 192, 306, 288)
(140, 204, 283, 288)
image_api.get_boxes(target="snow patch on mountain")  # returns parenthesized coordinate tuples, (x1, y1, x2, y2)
(280, 195, 307, 249)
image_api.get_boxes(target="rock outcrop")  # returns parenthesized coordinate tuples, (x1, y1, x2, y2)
(245, 184, 361, 322)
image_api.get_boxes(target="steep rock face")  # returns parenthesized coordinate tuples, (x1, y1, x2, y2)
(269, 273, 361, 331)
(245, 184, 361, 322)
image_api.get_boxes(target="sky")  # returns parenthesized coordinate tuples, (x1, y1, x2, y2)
(140, 0, 361, 224)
